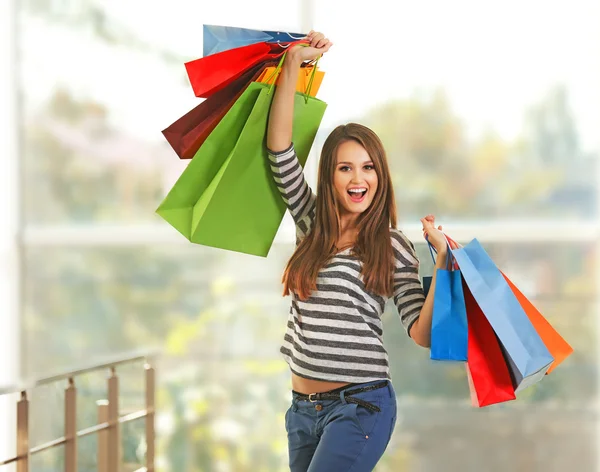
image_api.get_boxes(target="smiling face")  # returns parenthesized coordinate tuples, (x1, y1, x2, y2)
(333, 140, 379, 217)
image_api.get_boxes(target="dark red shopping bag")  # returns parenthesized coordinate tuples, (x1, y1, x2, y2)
(185, 41, 304, 98)
(162, 59, 277, 159)
(463, 279, 516, 407)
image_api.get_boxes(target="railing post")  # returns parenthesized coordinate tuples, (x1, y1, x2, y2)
(107, 367, 120, 472)
(97, 400, 108, 472)
(65, 377, 77, 472)
(145, 363, 155, 472)
(16, 391, 29, 472)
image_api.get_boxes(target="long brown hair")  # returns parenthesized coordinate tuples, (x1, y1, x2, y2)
(282, 123, 397, 300)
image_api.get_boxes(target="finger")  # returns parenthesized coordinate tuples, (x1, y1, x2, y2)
(319, 40, 332, 53)
(317, 39, 328, 50)
(311, 33, 324, 47)
(438, 225, 443, 230)
(320, 42, 332, 54)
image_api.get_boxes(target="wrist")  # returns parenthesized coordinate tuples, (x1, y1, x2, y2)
(434, 248, 448, 267)
(284, 52, 303, 70)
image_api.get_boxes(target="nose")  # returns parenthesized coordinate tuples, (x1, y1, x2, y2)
(351, 168, 364, 183)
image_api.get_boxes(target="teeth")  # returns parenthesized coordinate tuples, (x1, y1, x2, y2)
(348, 188, 366, 193)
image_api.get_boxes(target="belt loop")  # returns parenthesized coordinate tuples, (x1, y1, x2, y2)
(291, 398, 298, 412)
(340, 389, 347, 405)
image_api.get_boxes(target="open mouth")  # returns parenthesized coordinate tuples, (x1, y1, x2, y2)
(347, 188, 368, 203)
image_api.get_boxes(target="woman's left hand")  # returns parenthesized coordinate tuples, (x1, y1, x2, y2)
(421, 214, 448, 254)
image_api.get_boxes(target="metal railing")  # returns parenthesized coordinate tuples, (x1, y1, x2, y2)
(0, 348, 159, 472)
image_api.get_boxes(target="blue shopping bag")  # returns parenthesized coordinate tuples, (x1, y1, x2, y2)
(452, 239, 554, 391)
(425, 241, 468, 362)
(203, 25, 305, 56)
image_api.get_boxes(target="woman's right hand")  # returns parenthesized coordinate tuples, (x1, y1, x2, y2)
(287, 30, 333, 64)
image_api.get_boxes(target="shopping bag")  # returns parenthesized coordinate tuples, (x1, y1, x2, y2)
(425, 241, 468, 361)
(163, 62, 323, 160)
(256, 65, 325, 96)
(185, 40, 302, 98)
(162, 60, 277, 159)
(422, 276, 432, 296)
(444, 234, 572, 376)
(451, 239, 554, 391)
(203, 24, 305, 56)
(463, 279, 516, 407)
(502, 273, 573, 374)
(156, 81, 327, 256)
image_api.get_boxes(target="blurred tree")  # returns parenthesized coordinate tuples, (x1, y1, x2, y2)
(520, 85, 596, 216)
(21, 0, 191, 65)
(360, 86, 594, 221)
(24, 88, 168, 224)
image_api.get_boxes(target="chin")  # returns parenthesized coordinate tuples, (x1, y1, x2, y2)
(343, 200, 373, 214)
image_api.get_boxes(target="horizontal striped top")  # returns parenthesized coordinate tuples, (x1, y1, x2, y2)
(268, 144, 426, 383)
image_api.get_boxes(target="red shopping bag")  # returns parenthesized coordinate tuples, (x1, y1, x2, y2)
(162, 59, 277, 159)
(463, 279, 516, 407)
(185, 41, 304, 98)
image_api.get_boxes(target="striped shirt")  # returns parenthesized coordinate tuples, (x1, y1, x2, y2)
(268, 144, 426, 383)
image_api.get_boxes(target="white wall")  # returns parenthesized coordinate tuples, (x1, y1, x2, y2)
(0, 0, 20, 464)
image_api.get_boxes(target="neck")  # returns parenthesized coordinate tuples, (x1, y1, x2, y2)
(339, 213, 359, 234)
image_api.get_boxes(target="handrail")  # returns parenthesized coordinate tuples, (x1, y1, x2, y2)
(0, 347, 159, 472)
(0, 347, 160, 396)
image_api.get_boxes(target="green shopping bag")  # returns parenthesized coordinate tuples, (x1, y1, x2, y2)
(156, 79, 327, 256)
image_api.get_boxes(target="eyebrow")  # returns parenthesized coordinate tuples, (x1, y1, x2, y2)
(337, 161, 374, 165)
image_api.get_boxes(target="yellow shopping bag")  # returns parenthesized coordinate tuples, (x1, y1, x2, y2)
(256, 65, 324, 96)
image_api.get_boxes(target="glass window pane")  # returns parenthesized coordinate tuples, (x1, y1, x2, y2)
(314, 0, 600, 222)
(19, 1, 302, 225)
(24, 241, 595, 470)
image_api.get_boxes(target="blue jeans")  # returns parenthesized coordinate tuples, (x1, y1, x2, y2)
(285, 380, 397, 471)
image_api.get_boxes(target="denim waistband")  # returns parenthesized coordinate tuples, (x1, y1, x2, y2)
(292, 379, 391, 399)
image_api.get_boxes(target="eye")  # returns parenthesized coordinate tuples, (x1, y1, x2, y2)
(364, 165, 374, 171)
(338, 165, 351, 172)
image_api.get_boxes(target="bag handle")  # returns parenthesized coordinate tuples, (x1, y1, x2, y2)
(265, 45, 321, 104)
(426, 232, 461, 271)
(427, 237, 453, 271)
(445, 234, 462, 249)
(271, 32, 307, 41)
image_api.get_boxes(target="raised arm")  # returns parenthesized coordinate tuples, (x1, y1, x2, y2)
(266, 32, 332, 229)
(266, 31, 332, 152)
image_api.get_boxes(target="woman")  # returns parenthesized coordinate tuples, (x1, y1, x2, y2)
(267, 31, 449, 471)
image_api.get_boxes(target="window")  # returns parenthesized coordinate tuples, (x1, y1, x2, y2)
(9, 0, 600, 470)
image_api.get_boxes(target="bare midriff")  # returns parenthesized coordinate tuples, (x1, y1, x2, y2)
(291, 372, 352, 394)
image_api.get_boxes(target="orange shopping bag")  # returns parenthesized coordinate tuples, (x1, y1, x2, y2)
(256, 65, 324, 96)
(501, 273, 573, 374)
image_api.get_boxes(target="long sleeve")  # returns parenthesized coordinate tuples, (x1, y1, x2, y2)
(267, 143, 317, 241)
(391, 229, 426, 337)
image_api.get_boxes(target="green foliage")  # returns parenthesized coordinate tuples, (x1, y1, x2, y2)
(361, 85, 590, 220)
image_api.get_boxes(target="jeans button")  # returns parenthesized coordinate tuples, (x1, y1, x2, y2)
(315, 404, 323, 411)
